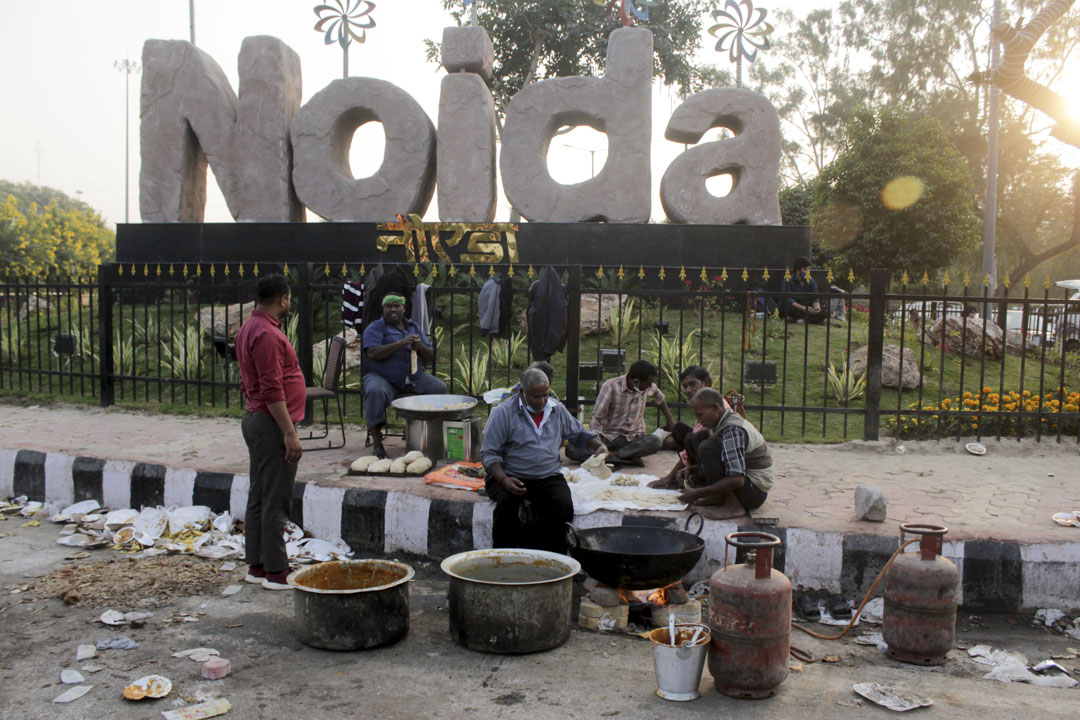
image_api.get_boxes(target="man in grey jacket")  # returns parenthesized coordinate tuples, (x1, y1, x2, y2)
(481, 368, 608, 554)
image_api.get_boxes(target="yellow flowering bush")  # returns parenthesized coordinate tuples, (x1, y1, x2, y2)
(886, 387, 1080, 439)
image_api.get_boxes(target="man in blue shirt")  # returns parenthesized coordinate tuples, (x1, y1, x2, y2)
(482, 368, 608, 554)
(362, 294, 446, 458)
(780, 256, 824, 324)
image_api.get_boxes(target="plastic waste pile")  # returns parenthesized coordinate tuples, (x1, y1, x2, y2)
(2, 496, 353, 564)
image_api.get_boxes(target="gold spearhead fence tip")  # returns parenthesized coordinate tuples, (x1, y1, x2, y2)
(142, 264, 148, 276)
(527, 264, 535, 279)
(155, 264, 161, 277)
(209, 264, 215, 277)
(659, 266, 666, 280)
(130, 264, 137, 276)
(848, 269, 855, 283)
(238, 264, 244, 277)
(283, 263, 289, 275)
(168, 264, 174, 277)
(922, 270, 930, 285)
(507, 265, 514, 277)
(984, 273, 991, 287)
(700, 266, 708, 282)
(597, 266, 605, 278)
(637, 265, 645, 280)
(196, 264, 203, 277)
(826, 267, 833, 283)
(183, 264, 189, 278)
(741, 267, 749, 282)
(679, 266, 686, 280)
(1003, 272, 1011, 288)
(449, 264, 456, 277)
(1045, 275, 1052, 290)
(721, 267, 728, 282)
(1024, 273, 1030, 288)
(253, 263, 259, 276)
(118, 264, 123, 276)
(224, 264, 230, 276)
(963, 271, 970, 287)
(413, 263, 420, 277)
(784, 267, 791, 281)
(943, 270, 950, 286)
(618, 265, 625, 280)
(488, 265, 495, 277)
(468, 264, 476, 276)
(902, 270, 909, 285)
(432, 265, 439, 278)
(762, 268, 770, 281)
(324, 263, 331, 277)
(341, 263, 348, 277)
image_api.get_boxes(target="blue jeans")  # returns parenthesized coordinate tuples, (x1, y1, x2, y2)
(362, 371, 447, 429)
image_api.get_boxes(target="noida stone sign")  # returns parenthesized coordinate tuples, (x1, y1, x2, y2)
(139, 25, 784, 225)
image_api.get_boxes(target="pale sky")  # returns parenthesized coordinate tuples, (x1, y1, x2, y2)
(1, 0, 1072, 228)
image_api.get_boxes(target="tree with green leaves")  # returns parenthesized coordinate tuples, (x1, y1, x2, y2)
(425, 0, 710, 118)
(811, 107, 980, 281)
(0, 181, 114, 277)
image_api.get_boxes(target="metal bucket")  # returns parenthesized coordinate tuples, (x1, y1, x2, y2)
(650, 623, 711, 701)
(288, 559, 414, 651)
(441, 549, 580, 654)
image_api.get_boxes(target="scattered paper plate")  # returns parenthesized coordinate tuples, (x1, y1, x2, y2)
(852, 682, 933, 712)
(122, 674, 172, 700)
(1052, 512, 1080, 527)
(965, 442, 987, 456)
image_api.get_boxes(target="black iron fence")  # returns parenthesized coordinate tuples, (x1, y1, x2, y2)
(1, 264, 1077, 443)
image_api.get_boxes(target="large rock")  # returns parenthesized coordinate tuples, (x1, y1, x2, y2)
(855, 484, 887, 522)
(500, 27, 652, 223)
(926, 316, 1005, 359)
(198, 302, 254, 339)
(140, 37, 303, 222)
(316, 329, 363, 372)
(291, 77, 436, 221)
(437, 73, 497, 222)
(660, 88, 782, 225)
(17, 294, 52, 320)
(848, 344, 924, 389)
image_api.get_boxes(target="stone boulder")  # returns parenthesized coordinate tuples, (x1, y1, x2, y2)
(316, 329, 363, 373)
(855, 484, 887, 522)
(198, 301, 254, 339)
(17, 294, 52, 320)
(926, 316, 1005, 359)
(848, 344, 924, 389)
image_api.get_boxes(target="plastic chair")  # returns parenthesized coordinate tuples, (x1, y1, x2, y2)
(302, 335, 346, 450)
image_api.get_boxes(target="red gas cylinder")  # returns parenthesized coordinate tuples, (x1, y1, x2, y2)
(883, 523, 959, 666)
(707, 532, 791, 699)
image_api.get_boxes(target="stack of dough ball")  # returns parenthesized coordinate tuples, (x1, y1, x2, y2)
(406, 457, 432, 474)
(350, 456, 379, 473)
(389, 458, 408, 474)
(401, 450, 425, 464)
(367, 458, 394, 474)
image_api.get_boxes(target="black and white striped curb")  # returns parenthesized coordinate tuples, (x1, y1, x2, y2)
(2, 448, 1077, 612)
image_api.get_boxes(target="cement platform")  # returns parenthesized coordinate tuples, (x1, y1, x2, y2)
(1, 403, 1077, 611)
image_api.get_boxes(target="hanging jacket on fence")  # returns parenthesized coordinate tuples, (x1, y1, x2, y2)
(361, 264, 413, 331)
(497, 273, 513, 337)
(527, 266, 567, 361)
(342, 281, 364, 329)
(478, 276, 500, 336)
(411, 283, 432, 337)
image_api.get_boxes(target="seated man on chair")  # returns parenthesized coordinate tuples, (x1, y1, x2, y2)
(362, 294, 446, 458)
(677, 388, 773, 512)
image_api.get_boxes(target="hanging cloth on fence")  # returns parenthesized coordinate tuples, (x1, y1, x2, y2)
(411, 283, 432, 337)
(527, 266, 567, 361)
(479, 276, 500, 336)
(342, 281, 364, 329)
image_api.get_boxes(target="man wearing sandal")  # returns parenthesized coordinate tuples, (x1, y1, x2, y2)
(673, 389, 773, 511)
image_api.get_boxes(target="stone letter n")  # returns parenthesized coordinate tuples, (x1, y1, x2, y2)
(139, 37, 303, 223)
(499, 27, 653, 223)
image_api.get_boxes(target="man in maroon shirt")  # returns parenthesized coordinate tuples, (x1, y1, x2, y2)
(235, 274, 307, 590)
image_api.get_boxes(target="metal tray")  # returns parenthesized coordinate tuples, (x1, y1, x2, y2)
(391, 394, 477, 421)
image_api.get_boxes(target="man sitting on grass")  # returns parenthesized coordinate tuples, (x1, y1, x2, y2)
(665, 388, 773, 511)
(566, 360, 675, 466)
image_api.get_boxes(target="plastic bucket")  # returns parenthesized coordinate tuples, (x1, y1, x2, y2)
(649, 623, 711, 701)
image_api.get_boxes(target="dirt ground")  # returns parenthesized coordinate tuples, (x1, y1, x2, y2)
(1, 521, 1077, 720)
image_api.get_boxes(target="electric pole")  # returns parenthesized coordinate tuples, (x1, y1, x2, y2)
(114, 59, 140, 224)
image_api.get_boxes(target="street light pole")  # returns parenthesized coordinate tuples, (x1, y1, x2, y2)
(982, 0, 1001, 294)
(189, 0, 196, 44)
(114, 59, 140, 224)
(562, 142, 606, 178)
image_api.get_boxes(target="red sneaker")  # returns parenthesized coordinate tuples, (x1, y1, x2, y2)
(244, 565, 267, 584)
(261, 569, 294, 591)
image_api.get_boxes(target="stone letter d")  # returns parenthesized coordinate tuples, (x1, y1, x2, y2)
(499, 27, 653, 223)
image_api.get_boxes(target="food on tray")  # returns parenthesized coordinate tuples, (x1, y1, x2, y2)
(407, 457, 433, 474)
(402, 450, 426, 464)
(367, 458, 394, 474)
(350, 456, 379, 472)
(592, 487, 682, 506)
(389, 459, 408, 474)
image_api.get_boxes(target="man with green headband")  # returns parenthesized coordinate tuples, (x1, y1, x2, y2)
(362, 293, 446, 458)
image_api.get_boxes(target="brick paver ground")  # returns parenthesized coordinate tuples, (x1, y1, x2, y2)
(1, 403, 1077, 544)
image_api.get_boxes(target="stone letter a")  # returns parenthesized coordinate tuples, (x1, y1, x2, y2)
(500, 27, 653, 223)
(139, 37, 304, 223)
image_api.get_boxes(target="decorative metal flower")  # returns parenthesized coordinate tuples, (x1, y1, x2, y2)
(314, 0, 376, 50)
(593, 0, 658, 28)
(708, 0, 773, 65)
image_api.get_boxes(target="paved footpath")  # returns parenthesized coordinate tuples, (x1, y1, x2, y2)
(1, 403, 1078, 611)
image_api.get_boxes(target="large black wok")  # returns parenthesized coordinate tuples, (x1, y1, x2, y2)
(565, 514, 704, 590)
